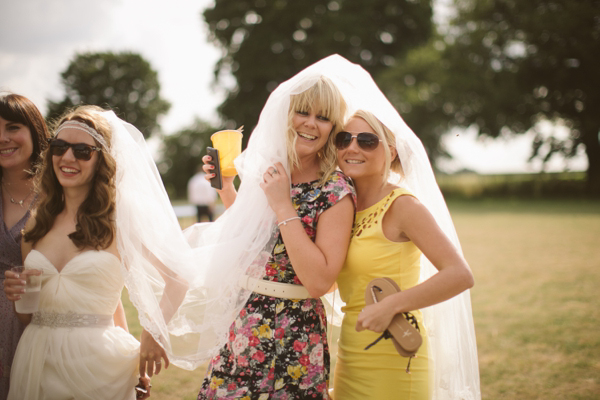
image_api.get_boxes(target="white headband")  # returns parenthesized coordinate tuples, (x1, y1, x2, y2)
(55, 120, 109, 151)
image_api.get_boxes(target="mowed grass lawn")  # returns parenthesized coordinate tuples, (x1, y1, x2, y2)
(122, 199, 600, 399)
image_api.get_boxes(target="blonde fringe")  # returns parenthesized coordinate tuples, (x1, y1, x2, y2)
(285, 76, 347, 185)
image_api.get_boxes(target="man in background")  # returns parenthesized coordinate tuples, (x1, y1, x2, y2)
(187, 166, 217, 222)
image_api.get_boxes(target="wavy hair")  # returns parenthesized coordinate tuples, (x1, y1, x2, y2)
(285, 76, 346, 185)
(24, 105, 117, 250)
(351, 110, 403, 185)
(0, 93, 50, 180)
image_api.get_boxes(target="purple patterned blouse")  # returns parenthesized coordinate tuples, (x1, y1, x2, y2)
(0, 189, 29, 399)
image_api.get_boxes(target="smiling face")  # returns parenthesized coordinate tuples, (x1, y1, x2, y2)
(52, 127, 100, 192)
(0, 116, 34, 173)
(291, 106, 334, 158)
(337, 116, 391, 182)
(284, 76, 346, 179)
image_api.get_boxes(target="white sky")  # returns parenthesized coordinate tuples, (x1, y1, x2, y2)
(0, 0, 222, 132)
(0, 0, 587, 174)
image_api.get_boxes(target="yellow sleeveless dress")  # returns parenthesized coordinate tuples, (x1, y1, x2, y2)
(333, 188, 429, 400)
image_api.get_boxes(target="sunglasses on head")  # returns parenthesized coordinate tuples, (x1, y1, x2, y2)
(335, 131, 382, 151)
(49, 138, 102, 161)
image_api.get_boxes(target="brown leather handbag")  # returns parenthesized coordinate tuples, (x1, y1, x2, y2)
(363, 277, 422, 372)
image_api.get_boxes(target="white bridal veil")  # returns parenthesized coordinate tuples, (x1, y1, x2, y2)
(100, 56, 351, 370)
(102, 54, 480, 399)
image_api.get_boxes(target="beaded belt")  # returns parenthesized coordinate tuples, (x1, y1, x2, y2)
(239, 275, 311, 299)
(32, 311, 113, 328)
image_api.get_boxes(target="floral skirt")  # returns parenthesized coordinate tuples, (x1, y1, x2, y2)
(198, 293, 330, 400)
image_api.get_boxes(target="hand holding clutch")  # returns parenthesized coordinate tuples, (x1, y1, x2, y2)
(363, 277, 422, 372)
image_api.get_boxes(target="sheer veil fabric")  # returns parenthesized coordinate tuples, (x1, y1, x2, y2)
(98, 56, 351, 370)
(101, 54, 479, 399)
(104, 108, 281, 370)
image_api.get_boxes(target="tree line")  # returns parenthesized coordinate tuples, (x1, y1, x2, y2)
(46, 0, 600, 197)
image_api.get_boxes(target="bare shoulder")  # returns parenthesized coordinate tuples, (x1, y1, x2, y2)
(380, 194, 427, 241)
(386, 193, 439, 235)
(391, 193, 421, 208)
(387, 193, 428, 220)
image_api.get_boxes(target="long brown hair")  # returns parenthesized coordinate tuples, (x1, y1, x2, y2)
(24, 106, 117, 250)
(0, 93, 50, 180)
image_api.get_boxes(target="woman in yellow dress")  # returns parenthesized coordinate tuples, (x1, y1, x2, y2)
(322, 57, 480, 400)
(332, 109, 475, 399)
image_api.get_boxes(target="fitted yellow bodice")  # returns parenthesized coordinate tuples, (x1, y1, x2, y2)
(337, 188, 422, 314)
(333, 188, 429, 400)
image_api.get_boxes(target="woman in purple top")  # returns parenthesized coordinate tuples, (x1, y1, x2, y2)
(0, 93, 49, 399)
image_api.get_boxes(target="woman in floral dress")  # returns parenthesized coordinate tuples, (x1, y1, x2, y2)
(198, 62, 355, 399)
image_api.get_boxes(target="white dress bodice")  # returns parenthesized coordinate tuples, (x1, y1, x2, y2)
(8, 250, 140, 400)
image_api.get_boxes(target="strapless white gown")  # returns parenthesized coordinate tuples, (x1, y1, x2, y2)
(8, 250, 140, 400)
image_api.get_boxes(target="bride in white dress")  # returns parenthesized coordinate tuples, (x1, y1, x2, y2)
(4, 106, 161, 399)
(3, 100, 295, 398)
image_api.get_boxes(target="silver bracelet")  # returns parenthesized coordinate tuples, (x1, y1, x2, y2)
(277, 216, 301, 227)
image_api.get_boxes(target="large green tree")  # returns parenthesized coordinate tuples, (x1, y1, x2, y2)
(428, 0, 600, 195)
(158, 118, 217, 199)
(203, 0, 433, 145)
(47, 52, 171, 138)
(377, 36, 453, 162)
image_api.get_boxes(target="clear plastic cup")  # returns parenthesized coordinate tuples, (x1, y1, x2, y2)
(11, 266, 42, 314)
(211, 130, 243, 177)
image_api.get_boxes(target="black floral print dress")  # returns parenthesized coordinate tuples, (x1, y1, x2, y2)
(198, 171, 355, 400)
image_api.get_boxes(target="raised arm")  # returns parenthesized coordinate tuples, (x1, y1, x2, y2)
(201, 154, 237, 209)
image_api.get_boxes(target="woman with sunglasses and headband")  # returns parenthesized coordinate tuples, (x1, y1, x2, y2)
(3, 106, 158, 399)
(0, 93, 50, 400)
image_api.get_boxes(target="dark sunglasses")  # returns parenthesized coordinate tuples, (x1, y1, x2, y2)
(335, 131, 382, 151)
(48, 138, 102, 161)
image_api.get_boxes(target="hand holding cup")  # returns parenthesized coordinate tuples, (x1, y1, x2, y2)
(6, 266, 42, 313)
(210, 128, 243, 177)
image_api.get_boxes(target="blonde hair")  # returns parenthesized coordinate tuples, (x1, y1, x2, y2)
(285, 76, 346, 184)
(24, 105, 117, 250)
(351, 110, 403, 184)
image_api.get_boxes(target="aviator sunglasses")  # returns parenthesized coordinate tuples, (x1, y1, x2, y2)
(335, 131, 382, 151)
(48, 138, 102, 161)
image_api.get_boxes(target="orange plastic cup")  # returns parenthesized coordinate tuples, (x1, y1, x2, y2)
(211, 130, 243, 177)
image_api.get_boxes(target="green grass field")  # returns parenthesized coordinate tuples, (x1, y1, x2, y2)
(122, 198, 600, 399)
